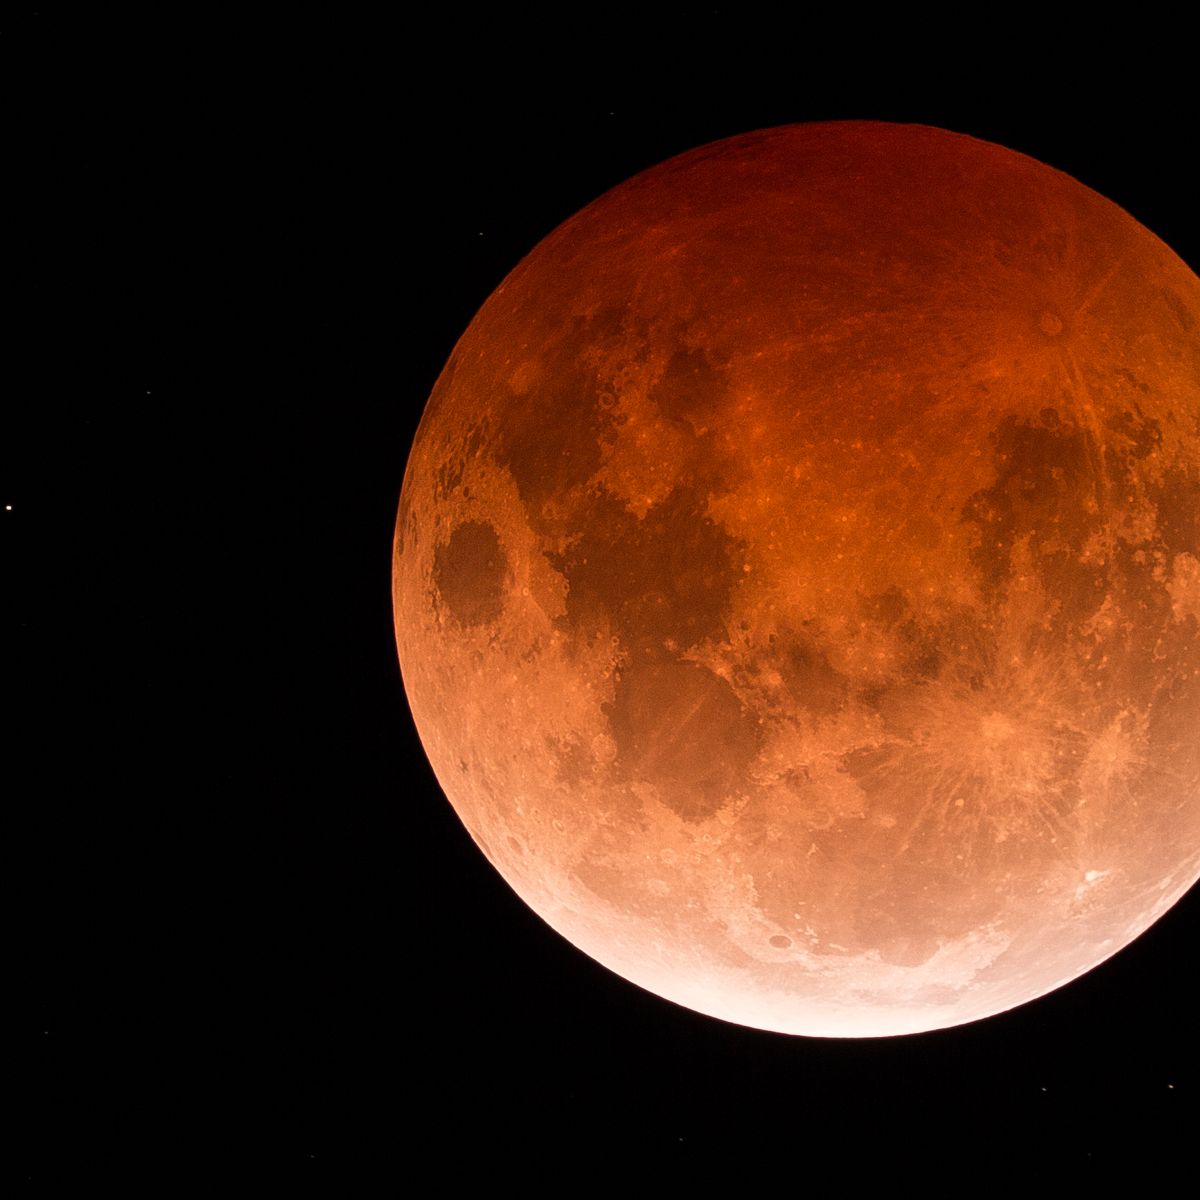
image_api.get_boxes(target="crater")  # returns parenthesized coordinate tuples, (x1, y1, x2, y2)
(433, 521, 509, 628)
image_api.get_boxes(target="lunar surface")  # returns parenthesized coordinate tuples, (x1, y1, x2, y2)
(394, 122, 1200, 1036)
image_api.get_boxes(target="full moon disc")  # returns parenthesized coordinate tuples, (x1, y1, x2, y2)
(394, 122, 1200, 1037)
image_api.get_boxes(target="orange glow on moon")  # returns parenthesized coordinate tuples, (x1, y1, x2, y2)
(393, 122, 1200, 1037)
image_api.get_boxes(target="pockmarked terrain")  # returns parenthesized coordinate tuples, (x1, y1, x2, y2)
(395, 122, 1200, 1036)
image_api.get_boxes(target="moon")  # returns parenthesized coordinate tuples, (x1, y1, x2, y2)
(394, 122, 1200, 1037)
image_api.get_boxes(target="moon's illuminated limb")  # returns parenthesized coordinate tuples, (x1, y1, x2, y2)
(395, 122, 1200, 1037)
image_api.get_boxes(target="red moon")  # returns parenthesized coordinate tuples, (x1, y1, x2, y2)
(394, 122, 1200, 1036)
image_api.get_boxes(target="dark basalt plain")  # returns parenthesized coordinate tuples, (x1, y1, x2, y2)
(396, 122, 1200, 1036)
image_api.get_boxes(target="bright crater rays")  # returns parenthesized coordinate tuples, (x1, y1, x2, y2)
(395, 122, 1200, 1037)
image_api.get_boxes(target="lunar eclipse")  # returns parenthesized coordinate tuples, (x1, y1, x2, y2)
(393, 121, 1200, 1037)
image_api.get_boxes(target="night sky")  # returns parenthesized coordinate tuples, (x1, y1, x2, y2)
(10, 9, 1200, 1185)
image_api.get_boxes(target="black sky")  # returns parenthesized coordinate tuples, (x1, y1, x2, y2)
(10, 8, 1200, 1185)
